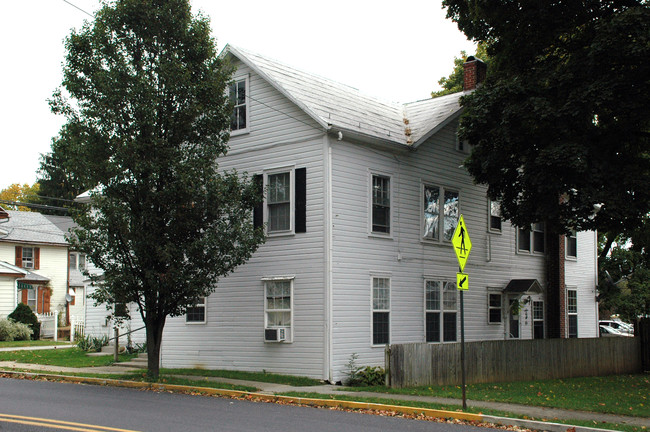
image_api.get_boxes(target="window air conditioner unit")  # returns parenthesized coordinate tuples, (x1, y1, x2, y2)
(264, 327, 287, 342)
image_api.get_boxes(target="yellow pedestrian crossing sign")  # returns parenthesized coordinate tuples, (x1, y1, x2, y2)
(452, 214, 471, 272)
(457, 273, 468, 290)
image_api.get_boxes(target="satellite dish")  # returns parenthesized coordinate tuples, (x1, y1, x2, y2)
(65, 294, 73, 303)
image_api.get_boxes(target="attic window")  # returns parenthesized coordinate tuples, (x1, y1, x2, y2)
(229, 77, 249, 134)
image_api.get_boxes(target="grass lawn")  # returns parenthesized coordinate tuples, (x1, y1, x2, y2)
(159, 368, 321, 387)
(279, 391, 644, 432)
(0, 340, 72, 348)
(0, 347, 136, 367)
(342, 374, 650, 417)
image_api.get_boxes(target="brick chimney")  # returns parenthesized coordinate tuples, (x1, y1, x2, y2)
(463, 56, 487, 91)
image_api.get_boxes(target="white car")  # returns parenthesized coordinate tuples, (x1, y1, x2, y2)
(599, 325, 633, 337)
(599, 320, 634, 335)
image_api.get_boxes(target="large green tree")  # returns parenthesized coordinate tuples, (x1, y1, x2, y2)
(444, 1, 650, 239)
(51, 0, 265, 377)
(38, 121, 102, 208)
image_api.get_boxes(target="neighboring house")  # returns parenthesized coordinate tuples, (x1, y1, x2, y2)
(79, 46, 599, 382)
(157, 46, 599, 382)
(0, 211, 70, 322)
(43, 215, 87, 325)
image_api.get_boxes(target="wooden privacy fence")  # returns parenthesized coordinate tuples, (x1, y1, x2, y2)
(388, 337, 642, 388)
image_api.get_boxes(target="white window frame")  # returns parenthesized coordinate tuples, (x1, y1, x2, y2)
(566, 230, 577, 259)
(369, 172, 392, 237)
(517, 223, 545, 255)
(371, 275, 391, 346)
(421, 183, 460, 243)
(26, 288, 37, 311)
(69, 253, 77, 270)
(228, 75, 250, 136)
(186, 297, 207, 324)
(263, 277, 294, 343)
(533, 300, 544, 339)
(455, 135, 472, 154)
(22, 247, 34, 269)
(487, 292, 502, 324)
(567, 288, 578, 338)
(264, 167, 295, 236)
(488, 199, 502, 233)
(424, 279, 458, 343)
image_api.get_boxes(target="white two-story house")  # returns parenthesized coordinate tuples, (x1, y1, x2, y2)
(152, 46, 597, 382)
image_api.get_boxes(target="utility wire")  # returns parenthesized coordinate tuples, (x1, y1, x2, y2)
(62, 0, 93, 17)
(0, 200, 70, 213)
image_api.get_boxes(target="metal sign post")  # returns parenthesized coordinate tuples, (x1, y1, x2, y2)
(452, 215, 471, 410)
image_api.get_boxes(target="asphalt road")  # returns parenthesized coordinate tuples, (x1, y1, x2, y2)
(0, 377, 500, 432)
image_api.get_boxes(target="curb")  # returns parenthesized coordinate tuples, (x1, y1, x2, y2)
(0, 371, 621, 432)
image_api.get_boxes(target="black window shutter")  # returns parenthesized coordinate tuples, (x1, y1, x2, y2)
(253, 174, 263, 229)
(295, 168, 306, 233)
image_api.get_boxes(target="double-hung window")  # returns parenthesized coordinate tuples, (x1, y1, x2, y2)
(371, 174, 391, 234)
(254, 168, 306, 236)
(264, 278, 293, 341)
(229, 77, 249, 134)
(567, 289, 578, 338)
(267, 171, 292, 233)
(372, 277, 390, 345)
(186, 297, 206, 323)
(425, 280, 457, 342)
(27, 288, 37, 311)
(518, 223, 545, 254)
(423, 185, 459, 242)
(22, 247, 34, 269)
(488, 292, 502, 324)
(566, 230, 577, 258)
(489, 199, 502, 232)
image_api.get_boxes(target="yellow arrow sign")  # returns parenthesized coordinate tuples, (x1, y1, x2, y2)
(452, 214, 471, 272)
(457, 272, 469, 291)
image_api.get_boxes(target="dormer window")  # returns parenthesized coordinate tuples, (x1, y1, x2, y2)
(229, 77, 249, 134)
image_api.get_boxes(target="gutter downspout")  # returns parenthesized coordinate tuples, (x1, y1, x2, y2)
(323, 133, 334, 382)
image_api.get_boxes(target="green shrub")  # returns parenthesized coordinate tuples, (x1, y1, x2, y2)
(357, 366, 385, 386)
(76, 334, 109, 352)
(8, 303, 40, 340)
(342, 353, 386, 387)
(0, 319, 33, 341)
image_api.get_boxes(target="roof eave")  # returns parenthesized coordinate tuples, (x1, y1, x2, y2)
(328, 127, 410, 153)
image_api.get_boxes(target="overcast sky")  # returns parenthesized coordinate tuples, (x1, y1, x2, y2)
(0, 0, 475, 191)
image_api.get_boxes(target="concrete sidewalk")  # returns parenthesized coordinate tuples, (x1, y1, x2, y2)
(0, 359, 646, 432)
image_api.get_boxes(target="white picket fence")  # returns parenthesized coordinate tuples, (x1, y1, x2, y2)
(70, 315, 85, 343)
(37, 311, 59, 341)
(37, 312, 85, 342)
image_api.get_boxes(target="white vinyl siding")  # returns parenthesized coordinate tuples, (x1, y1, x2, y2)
(160, 57, 325, 379)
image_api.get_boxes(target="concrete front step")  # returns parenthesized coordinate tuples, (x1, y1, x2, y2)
(114, 353, 148, 369)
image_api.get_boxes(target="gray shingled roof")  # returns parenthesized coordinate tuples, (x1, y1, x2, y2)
(0, 211, 68, 246)
(224, 45, 466, 148)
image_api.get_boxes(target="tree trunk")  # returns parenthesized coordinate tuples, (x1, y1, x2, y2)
(145, 316, 166, 379)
